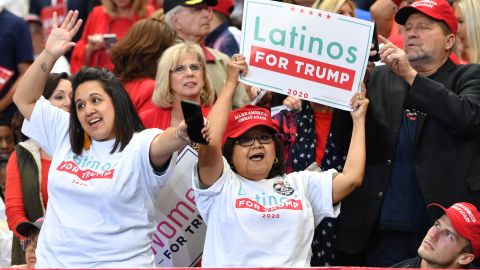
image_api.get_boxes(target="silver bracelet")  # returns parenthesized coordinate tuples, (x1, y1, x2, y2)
(175, 128, 189, 144)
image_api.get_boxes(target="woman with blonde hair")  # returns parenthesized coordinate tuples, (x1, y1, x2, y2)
(140, 42, 215, 130)
(311, 0, 356, 17)
(70, 0, 154, 74)
(454, 0, 480, 63)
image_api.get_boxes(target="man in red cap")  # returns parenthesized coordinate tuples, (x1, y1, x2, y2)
(330, 0, 480, 266)
(392, 202, 480, 268)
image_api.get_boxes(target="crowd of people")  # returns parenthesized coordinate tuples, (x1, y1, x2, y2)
(0, 0, 479, 268)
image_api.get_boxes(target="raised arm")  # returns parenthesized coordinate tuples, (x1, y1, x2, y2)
(13, 11, 82, 120)
(197, 55, 248, 187)
(331, 91, 368, 204)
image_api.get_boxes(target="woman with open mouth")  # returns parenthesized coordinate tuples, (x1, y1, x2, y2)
(193, 53, 369, 267)
(12, 11, 209, 268)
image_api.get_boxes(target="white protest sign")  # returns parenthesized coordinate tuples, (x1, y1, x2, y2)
(239, 0, 374, 111)
(151, 146, 205, 267)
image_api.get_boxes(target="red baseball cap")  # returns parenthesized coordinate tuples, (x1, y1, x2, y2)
(394, 0, 457, 34)
(428, 202, 480, 259)
(222, 105, 278, 145)
(213, 0, 234, 17)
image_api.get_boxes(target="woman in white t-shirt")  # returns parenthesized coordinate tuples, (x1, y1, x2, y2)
(193, 54, 369, 267)
(12, 11, 208, 268)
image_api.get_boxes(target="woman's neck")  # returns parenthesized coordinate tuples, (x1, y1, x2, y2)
(116, 6, 132, 18)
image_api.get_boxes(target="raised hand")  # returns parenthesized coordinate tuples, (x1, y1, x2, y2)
(45, 10, 83, 59)
(350, 87, 369, 121)
(226, 54, 248, 87)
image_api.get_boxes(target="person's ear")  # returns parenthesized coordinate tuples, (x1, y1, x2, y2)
(172, 14, 181, 30)
(446, 34, 455, 51)
(456, 252, 474, 266)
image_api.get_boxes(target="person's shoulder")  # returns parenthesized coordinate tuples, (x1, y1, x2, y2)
(450, 62, 480, 83)
(0, 9, 19, 21)
(139, 107, 171, 129)
(140, 106, 169, 118)
(137, 78, 156, 87)
(92, 5, 106, 13)
(0, 9, 27, 27)
(89, 5, 108, 18)
(206, 46, 229, 61)
(390, 256, 422, 268)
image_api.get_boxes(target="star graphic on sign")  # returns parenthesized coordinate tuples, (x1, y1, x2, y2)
(291, 7, 295, 12)
(317, 12, 322, 17)
(300, 9, 304, 13)
(326, 14, 331, 19)
(309, 10, 314, 15)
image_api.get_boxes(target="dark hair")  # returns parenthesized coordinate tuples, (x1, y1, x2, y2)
(110, 18, 174, 82)
(222, 129, 285, 179)
(0, 114, 11, 128)
(70, 67, 144, 155)
(43, 72, 70, 100)
(461, 240, 473, 255)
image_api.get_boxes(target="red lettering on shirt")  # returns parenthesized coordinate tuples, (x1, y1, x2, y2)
(235, 198, 303, 212)
(57, 161, 115, 181)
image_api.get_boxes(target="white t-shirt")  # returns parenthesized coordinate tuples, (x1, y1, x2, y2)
(22, 97, 177, 268)
(193, 159, 340, 267)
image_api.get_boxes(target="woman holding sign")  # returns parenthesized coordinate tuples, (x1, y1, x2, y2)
(12, 11, 209, 267)
(193, 54, 369, 267)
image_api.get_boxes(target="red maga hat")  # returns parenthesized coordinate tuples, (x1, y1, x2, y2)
(394, 0, 457, 34)
(222, 105, 278, 145)
(213, 0, 234, 17)
(428, 202, 480, 259)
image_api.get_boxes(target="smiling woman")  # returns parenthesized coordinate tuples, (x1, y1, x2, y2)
(12, 10, 209, 268)
(193, 53, 369, 267)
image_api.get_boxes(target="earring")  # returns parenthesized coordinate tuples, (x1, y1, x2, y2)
(274, 157, 279, 164)
(83, 132, 91, 150)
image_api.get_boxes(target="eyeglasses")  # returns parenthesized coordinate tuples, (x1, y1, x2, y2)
(169, 64, 203, 74)
(234, 134, 273, 147)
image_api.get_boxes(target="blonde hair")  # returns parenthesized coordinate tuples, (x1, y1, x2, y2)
(153, 42, 214, 108)
(457, 0, 480, 63)
(102, 0, 149, 18)
(312, 0, 356, 17)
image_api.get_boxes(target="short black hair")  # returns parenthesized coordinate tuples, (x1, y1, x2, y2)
(70, 67, 144, 155)
(222, 131, 285, 179)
